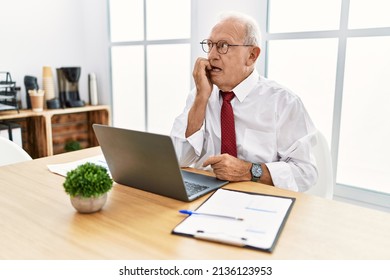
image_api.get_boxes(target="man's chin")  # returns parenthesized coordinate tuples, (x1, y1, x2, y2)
(210, 76, 222, 88)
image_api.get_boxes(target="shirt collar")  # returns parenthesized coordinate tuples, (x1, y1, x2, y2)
(230, 69, 259, 102)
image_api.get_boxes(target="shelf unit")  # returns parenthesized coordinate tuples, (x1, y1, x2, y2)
(0, 72, 19, 113)
(0, 105, 110, 158)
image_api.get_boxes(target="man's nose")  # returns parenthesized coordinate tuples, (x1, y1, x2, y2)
(208, 44, 219, 59)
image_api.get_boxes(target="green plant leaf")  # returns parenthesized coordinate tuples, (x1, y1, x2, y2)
(63, 162, 113, 198)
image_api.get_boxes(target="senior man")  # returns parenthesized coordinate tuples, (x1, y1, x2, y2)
(171, 12, 317, 192)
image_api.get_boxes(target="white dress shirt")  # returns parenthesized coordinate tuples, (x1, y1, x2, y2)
(170, 69, 318, 192)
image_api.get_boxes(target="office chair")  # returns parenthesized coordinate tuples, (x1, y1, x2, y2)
(0, 136, 32, 167)
(305, 131, 334, 199)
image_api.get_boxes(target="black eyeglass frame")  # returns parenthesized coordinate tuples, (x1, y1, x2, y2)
(200, 39, 254, 54)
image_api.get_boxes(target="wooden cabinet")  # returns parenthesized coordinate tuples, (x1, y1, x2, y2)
(0, 105, 110, 158)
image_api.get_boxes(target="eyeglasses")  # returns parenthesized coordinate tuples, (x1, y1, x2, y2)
(200, 39, 253, 54)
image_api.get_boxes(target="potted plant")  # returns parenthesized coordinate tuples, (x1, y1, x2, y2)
(63, 162, 113, 213)
(64, 140, 82, 152)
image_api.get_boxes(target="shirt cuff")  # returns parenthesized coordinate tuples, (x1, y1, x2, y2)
(265, 162, 298, 192)
(186, 129, 204, 156)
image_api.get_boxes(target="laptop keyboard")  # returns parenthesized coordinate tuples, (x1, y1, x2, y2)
(184, 181, 208, 197)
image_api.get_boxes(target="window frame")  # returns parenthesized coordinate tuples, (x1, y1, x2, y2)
(108, 0, 192, 132)
(261, 0, 390, 211)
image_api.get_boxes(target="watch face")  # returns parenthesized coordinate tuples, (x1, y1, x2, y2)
(252, 164, 262, 177)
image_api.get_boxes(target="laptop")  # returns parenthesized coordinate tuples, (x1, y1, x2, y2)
(92, 124, 229, 201)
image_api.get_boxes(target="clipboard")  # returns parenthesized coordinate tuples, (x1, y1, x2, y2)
(172, 188, 295, 252)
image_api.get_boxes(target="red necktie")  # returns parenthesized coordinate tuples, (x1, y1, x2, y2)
(220, 91, 237, 157)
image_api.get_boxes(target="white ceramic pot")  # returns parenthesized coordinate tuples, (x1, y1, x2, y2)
(70, 193, 107, 213)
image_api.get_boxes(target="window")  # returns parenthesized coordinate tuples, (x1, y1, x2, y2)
(268, 0, 341, 33)
(147, 44, 190, 134)
(338, 36, 390, 194)
(267, 38, 338, 145)
(265, 0, 390, 208)
(109, 0, 191, 134)
(109, 0, 144, 42)
(348, 0, 390, 29)
(111, 46, 145, 130)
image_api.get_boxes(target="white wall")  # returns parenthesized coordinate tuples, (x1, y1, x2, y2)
(0, 0, 110, 108)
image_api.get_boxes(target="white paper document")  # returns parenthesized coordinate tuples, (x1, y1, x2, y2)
(47, 155, 110, 177)
(172, 188, 294, 252)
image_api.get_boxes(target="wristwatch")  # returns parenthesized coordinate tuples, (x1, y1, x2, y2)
(250, 163, 263, 182)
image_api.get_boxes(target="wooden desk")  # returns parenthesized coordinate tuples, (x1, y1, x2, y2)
(0, 147, 389, 259)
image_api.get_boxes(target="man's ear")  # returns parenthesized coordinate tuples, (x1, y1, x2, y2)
(247, 46, 261, 66)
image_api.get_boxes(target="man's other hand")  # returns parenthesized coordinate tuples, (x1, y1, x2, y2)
(202, 154, 252, 181)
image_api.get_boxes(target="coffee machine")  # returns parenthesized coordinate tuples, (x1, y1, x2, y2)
(56, 67, 85, 108)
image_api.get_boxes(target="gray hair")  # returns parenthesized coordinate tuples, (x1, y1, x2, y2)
(218, 11, 262, 47)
